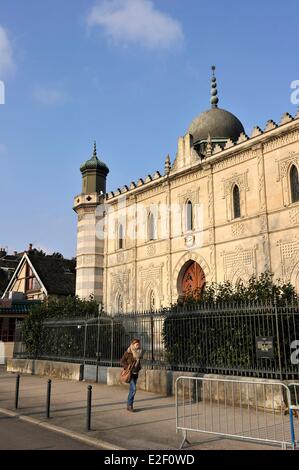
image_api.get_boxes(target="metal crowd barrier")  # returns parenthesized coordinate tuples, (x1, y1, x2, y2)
(175, 376, 298, 450)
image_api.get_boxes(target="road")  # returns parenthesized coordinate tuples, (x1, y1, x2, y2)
(0, 413, 97, 450)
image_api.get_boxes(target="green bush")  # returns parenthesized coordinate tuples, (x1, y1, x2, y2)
(21, 296, 98, 357)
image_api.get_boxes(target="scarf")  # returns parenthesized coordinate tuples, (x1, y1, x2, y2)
(127, 345, 143, 367)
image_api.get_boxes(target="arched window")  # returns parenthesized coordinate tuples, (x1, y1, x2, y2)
(186, 200, 193, 231)
(148, 212, 156, 241)
(118, 224, 124, 250)
(290, 165, 299, 203)
(233, 185, 241, 219)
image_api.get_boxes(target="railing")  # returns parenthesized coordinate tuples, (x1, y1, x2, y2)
(13, 301, 299, 379)
(175, 376, 299, 449)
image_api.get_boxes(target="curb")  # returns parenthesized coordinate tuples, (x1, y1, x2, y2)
(0, 407, 125, 451)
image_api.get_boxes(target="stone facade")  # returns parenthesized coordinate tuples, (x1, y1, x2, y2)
(74, 110, 299, 313)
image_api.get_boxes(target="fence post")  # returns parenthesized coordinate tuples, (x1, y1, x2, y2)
(96, 313, 101, 383)
(111, 319, 114, 368)
(86, 385, 92, 431)
(151, 314, 154, 368)
(15, 374, 20, 409)
(289, 408, 296, 450)
(83, 320, 88, 375)
(274, 296, 283, 381)
(46, 380, 52, 419)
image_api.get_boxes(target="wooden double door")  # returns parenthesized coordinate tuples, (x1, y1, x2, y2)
(182, 262, 206, 298)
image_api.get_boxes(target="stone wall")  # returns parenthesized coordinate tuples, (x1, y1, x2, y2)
(7, 359, 83, 381)
(7, 359, 297, 411)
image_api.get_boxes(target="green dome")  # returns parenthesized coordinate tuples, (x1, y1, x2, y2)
(80, 142, 109, 174)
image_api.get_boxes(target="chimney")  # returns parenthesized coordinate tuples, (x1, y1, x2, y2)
(28, 243, 33, 252)
(0, 248, 7, 258)
(14, 251, 18, 257)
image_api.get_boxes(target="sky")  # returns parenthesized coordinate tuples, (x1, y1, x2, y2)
(0, 0, 299, 258)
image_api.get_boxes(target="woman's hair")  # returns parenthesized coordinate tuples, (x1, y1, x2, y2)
(131, 338, 140, 345)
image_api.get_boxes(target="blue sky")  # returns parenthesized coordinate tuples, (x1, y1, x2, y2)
(0, 0, 298, 258)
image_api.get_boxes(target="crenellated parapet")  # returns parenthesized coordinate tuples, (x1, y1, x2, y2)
(210, 110, 299, 157)
(106, 170, 163, 201)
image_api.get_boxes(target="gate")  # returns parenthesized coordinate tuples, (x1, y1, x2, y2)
(175, 376, 298, 449)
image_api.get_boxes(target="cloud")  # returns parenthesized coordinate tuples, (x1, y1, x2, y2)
(87, 0, 184, 50)
(33, 85, 67, 105)
(0, 26, 15, 77)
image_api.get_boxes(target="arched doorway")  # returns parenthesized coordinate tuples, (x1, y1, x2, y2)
(178, 261, 206, 300)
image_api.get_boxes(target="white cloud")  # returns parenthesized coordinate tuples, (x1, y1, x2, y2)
(0, 26, 15, 77)
(33, 85, 67, 106)
(87, 0, 184, 50)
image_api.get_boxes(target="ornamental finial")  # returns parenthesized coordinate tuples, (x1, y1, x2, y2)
(210, 65, 219, 108)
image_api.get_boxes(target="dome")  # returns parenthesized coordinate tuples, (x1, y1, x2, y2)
(188, 107, 245, 144)
(80, 142, 109, 175)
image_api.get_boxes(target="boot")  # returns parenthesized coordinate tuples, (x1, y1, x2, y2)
(127, 404, 134, 412)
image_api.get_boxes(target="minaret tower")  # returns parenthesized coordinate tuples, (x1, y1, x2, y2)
(73, 142, 109, 302)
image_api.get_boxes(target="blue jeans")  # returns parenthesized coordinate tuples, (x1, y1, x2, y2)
(128, 374, 138, 406)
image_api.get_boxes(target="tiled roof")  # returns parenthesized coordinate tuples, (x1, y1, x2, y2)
(27, 252, 76, 296)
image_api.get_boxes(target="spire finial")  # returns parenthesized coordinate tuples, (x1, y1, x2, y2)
(210, 65, 219, 109)
(93, 141, 97, 158)
(164, 154, 171, 175)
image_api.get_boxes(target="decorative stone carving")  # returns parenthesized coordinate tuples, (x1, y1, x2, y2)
(146, 244, 156, 257)
(213, 149, 254, 172)
(257, 150, 267, 212)
(264, 129, 299, 153)
(290, 208, 299, 225)
(259, 214, 268, 233)
(110, 267, 131, 312)
(277, 237, 299, 281)
(221, 245, 257, 282)
(231, 222, 245, 238)
(138, 263, 164, 309)
(117, 252, 125, 264)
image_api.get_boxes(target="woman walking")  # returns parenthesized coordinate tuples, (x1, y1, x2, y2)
(120, 338, 143, 412)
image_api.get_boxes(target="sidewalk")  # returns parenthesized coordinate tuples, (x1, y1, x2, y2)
(0, 368, 278, 450)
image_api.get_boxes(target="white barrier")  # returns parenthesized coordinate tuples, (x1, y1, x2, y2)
(175, 376, 296, 449)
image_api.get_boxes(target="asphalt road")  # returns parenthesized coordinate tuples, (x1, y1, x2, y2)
(0, 413, 97, 450)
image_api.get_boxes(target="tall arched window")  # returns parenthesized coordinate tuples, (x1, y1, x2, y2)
(233, 185, 241, 219)
(186, 200, 193, 231)
(290, 165, 299, 203)
(148, 212, 156, 241)
(118, 224, 124, 250)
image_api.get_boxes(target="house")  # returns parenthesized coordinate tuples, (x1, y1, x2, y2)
(2, 249, 76, 301)
(0, 249, 76, 363)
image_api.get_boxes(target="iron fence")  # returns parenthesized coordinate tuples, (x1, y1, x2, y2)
(14, 300, 299, 379)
